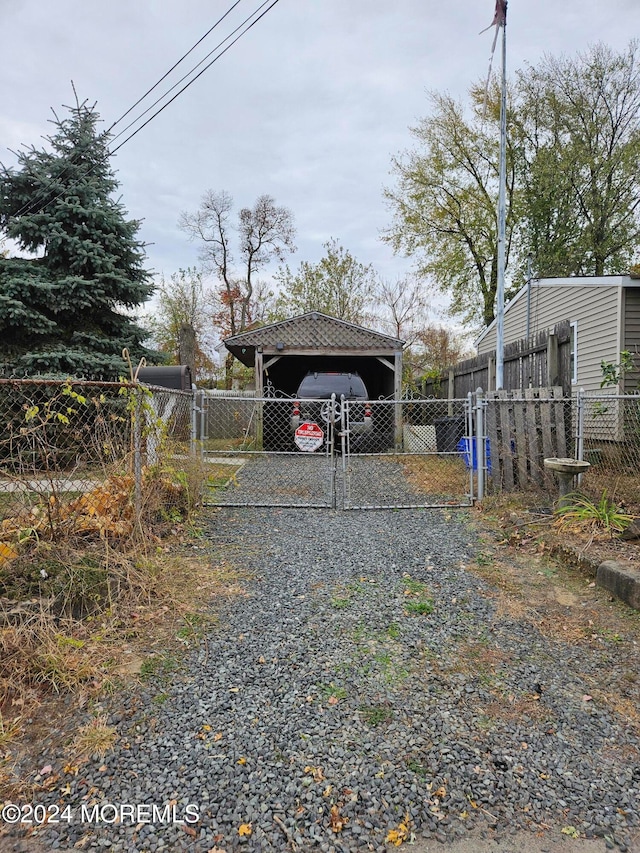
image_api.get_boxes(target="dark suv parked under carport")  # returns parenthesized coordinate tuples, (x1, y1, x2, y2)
(291, 371, 382, 452)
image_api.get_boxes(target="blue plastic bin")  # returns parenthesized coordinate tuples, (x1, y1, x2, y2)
(457, 437, 491, 474)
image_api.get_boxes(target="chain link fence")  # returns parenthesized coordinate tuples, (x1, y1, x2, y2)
(576, 391, 640, 509)
(0, 380, 195, 543)
(200, 393, 475, 508)
(198, 394, 338, 508)
(3, 383, 637, 522)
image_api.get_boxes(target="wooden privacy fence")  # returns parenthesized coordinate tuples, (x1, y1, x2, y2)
(484, 387, 571, 491)
(423, 321, 572, 398)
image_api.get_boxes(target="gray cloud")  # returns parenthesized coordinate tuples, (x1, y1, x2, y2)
(2, 0, 639, 309)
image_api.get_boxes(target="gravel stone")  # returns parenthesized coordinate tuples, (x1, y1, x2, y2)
(13, 506, 640, 852)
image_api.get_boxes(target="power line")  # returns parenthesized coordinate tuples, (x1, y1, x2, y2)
(109, 0, 275, 147)
(7, 0, 245, 221)
(105, 0, 246, 135)
(7, 0, 276, 223)
(110, 0, 281, 154)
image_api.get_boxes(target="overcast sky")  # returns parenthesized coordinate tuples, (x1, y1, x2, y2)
(2, 0, 640, 321)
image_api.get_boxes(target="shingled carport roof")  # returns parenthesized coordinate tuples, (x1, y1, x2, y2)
(224, 312, 404, 367)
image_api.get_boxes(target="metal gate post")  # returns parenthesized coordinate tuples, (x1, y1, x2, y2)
(475, 387, 485, 501)
(191, 384, 197, 456)
(199, 390, 207, 457)
(576, 388, 586, 485)
(576, 388, 585, 461)
(328, 393, 337, 509)
(341, 395, 349, 509)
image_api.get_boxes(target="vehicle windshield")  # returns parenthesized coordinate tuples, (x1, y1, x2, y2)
(297, 372, 368, 399)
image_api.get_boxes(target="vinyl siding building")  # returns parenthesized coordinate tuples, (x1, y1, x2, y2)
(475, 275, 640, 395)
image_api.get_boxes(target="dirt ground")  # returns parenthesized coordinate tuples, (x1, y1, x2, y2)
(411, 831, 621, 852)
(0, 828, 626, 853)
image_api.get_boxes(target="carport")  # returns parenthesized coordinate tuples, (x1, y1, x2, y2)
(223, 311, 404, 399)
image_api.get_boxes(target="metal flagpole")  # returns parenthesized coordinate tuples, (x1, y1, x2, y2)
(481, 2, 508, 389)
(495, 4, 508, 389)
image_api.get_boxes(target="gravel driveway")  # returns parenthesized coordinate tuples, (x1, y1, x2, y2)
(4, 507, 638, 852)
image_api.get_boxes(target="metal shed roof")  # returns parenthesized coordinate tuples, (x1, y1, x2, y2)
(224, 312, 404, 367)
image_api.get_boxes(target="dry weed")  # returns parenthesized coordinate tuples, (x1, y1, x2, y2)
(493, 592, 530, 621)
(450, 640, 512, 674)
(399, 455, 470, 496)
(71, 715, 117, 760)
(480, 693, 552, 725)
(0, 712, 22, 749)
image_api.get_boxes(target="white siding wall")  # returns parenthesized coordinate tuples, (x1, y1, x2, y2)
(477, 280, 623, 394)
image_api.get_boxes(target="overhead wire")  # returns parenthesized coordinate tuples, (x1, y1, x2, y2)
(7, 0, 247, 221)
(108, 0, 275, 147)
(104, 0, 245, 135)
(6, 0, 280, 224)
(109, 0, 281, 154)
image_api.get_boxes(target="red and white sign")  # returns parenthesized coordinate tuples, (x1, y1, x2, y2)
(294, 421, 324, 452)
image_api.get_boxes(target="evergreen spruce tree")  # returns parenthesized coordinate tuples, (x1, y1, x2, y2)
(0, 97, 154, 378)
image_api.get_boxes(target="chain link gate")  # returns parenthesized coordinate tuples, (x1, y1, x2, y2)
(200, 392, 481, 510)
(340, 396, 476, 509)
(199, 393, 341, 508)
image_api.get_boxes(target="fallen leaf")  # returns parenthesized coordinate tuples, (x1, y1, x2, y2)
(327, 695, 339, 706)
(561, 826, 580, 839)
(238, 823, 252, 837)
(39, 764, 53, 776)
(329, 804, 347, 833)
(237, 756, 247, 765)
(182, 824, 197, 838)
(583, 694, 593, 702)
(386, 828, 404, 846)
(0, 542, 18, 566)
(385, 813, 411, 846)
(304, 765, 325, 782)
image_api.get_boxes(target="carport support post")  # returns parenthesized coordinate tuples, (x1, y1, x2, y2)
(255, 348, 264, 449)
(394, 350, 403, 448)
